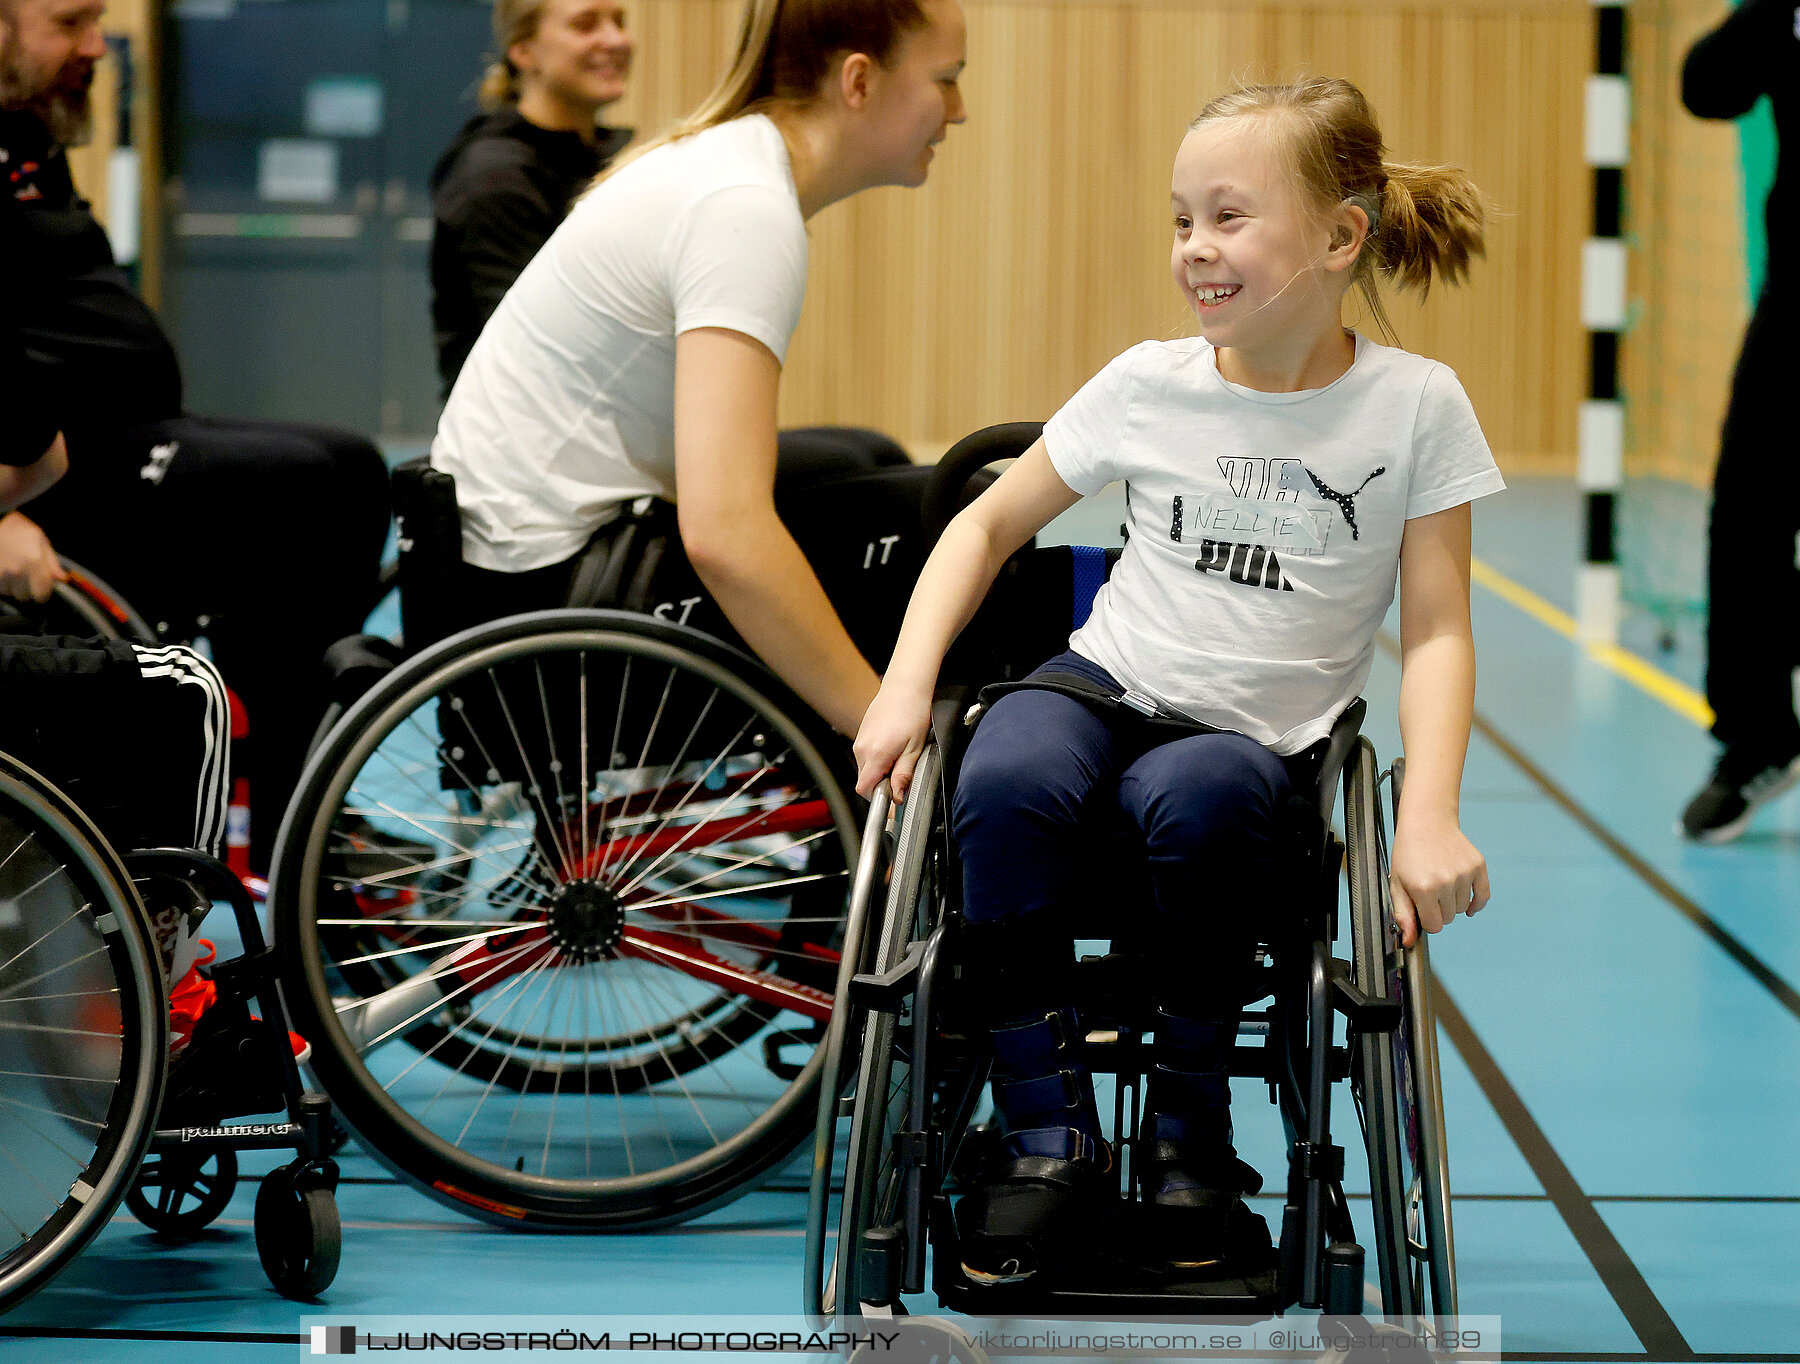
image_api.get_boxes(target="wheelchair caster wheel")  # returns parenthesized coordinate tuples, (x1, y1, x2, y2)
(126, 1149, 238, 1237)
(254, 1165, 341, 1299)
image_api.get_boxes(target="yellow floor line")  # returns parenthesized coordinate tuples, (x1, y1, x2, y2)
(1469, 558, 1715, 730)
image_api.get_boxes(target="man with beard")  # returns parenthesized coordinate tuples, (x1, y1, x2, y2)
(2, 0, 390, 875)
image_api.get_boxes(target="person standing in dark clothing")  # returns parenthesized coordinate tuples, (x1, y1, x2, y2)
(430, 0, 633, 391)
(1678, 0, 1799, 842)
(3, 0, 389, 874)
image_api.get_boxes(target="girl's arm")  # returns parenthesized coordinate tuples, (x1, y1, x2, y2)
(1392, 502, 1492, 946)
(854, 438, 1081, 799)
(673, 327, 881, 737)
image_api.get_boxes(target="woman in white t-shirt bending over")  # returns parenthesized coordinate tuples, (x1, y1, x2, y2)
(431, 0, 966, 737)
(856, 77, 1503, 1288)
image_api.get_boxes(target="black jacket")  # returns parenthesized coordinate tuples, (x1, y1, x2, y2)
(1, 108, 183, 461)
(1682, 0, 1794, 283)
(429, 109, 631, 391)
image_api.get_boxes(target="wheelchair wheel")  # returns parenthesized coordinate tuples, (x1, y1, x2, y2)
(126, 1149, 239, 1238)
(0, 752, 167, 1312)
(803, 782, 894, 1317)
(272, 609, 860, 1228)
(0, 558, 158, 645)
(1344, 740, 1457, 1323)
(820, 750, 941, 1316)
(254, 1164, 342, 1300)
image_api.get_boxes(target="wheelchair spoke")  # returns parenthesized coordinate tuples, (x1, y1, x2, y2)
(589, 655, 634, 884)
(534, 659, 580, 880)
(481, 675, 578, 881)
(389, 952, 561, 1099)
(606, 969, 720, 1149)
(624, 870, 845, 918)
(638, 826, 834, 901)
(0, 1100, 93, 1176)
(332, 924, 556, 969)
(589, 663, 679, 885)
(0, 1064, 116, 1084)
(334, 833, 537, 891)
(532, 963, 582, 1176)
(0, 1090, 106, 1132)
(458, 951, 566, 1153)
(354, 935, 552, 1052)
(0, 944, 110, 1004)
(602, 710, 752, 889)
(0, 1141, 69, 1212)
(632, 967, 766, 1121)
(597, 719, 738, 892)
(579, 655, 592, 897)
(609, 755, 774, 897)
(612, 786, 814, 899)
(0, 892, 85, 981)
(617, 928, 833, 1023)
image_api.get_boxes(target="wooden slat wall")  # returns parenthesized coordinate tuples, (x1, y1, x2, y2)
(63, 0, 161, 304)
(1625, 0, 1746, 487)
(614, 0, 1592, 474)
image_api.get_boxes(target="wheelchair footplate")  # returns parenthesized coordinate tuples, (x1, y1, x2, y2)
(929, 1193, 1283, 1316)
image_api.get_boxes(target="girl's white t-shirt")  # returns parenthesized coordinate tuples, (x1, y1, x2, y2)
(1044, 334, 1506, 754)
(432, 114, 809, 573)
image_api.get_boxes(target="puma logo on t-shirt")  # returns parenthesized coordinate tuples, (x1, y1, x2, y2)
(1303, 465, 1387, 541)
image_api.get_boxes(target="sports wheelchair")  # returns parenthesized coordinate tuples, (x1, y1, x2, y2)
(800, 491, 1457, 1329)
(0, 752, 343, 1313)
(266, 434, 1028, 1230)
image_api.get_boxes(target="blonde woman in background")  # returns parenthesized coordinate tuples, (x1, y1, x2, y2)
(430, 0, 635, 390)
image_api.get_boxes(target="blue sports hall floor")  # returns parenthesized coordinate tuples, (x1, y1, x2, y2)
(3, 475, 1796, 1363)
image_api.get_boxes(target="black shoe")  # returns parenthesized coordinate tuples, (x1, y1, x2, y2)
(1137, 1140, 1264, 1271)
(1679, 746, 1800, 844)
(956, 1129, 1110, 1286)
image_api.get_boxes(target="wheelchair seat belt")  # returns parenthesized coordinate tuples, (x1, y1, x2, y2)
(968, 671, 1234, 741)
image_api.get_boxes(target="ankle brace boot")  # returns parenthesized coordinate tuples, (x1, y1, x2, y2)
(989, 1006, 1103, 1161)
(1140, 1006, 1260, 1198)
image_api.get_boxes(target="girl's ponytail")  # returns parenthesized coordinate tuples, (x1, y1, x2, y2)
(1375, 161, 1486, 298)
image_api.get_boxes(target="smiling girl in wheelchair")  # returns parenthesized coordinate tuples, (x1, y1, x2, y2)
(854, 77, 1503, 1288)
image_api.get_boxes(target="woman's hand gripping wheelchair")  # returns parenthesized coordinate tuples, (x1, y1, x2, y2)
(0, 753, 342, 1313)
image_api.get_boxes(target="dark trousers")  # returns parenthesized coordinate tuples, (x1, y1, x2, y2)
(0, 635, 231, 859)
(28, 413, 390, 871)
(1705, 278, 1800, 755)
(951, 651, 1309, 1012)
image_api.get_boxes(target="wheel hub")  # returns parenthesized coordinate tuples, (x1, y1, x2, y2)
(545, 878, 626, 963)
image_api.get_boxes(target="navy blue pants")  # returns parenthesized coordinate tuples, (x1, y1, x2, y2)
(952, 652, 1316, 999)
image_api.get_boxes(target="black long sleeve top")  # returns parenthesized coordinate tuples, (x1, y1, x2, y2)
(1, 109, 183, 454)
(428, 109, 631, 393)
(1682, 0, 1795, 283)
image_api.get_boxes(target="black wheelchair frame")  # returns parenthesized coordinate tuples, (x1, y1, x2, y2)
(0, 751, 343, 1312)
(803, 693, 1457, 1327)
